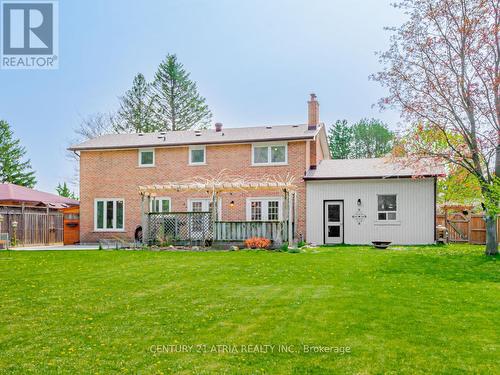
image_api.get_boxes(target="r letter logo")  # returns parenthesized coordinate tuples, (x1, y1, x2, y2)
(1, 1, 59, 69)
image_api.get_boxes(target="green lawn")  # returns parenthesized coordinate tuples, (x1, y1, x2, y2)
(0, 245, 498, 374)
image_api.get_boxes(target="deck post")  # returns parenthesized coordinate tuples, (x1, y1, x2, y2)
(288, 191, 294, 243)
(211, 191, 218, 241)
(141, 194, 150, 244)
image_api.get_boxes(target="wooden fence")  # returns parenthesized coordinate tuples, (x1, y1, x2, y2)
(436, 214, 500, 244)
(0, 208, 63, 246)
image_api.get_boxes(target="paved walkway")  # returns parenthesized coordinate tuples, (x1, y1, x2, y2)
(11, 245, 99, 251)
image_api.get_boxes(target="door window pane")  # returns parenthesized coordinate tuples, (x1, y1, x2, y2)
(192, 202, 203, 212)
(106, 201, 114, 228)
(268, 201, 279, 221)
(116, 200, 124, 229)
(328, 204, 340, 222)
(97, 201, 104, 229)
(161, 200, 170, 212)
(328, 225, 340, 237)
(251, 201, 262, 221)
(253, 147, 268, 164)
(270, 146, 286, 163)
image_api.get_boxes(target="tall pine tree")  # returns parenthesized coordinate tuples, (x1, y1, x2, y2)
(328, 120, 352, 159)
(115, 73, 160, 133)
(0, 120, 36, 187)
(152, 54, 212, 131)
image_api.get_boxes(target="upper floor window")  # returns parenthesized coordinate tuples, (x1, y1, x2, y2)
(252, 143, 287, 165)
(150, 197, 171, 213)
(139, 149, 155, 167)
(377, 195, 397, 221)
(189, 145, 206, 165)
(95, 199, 124, 231)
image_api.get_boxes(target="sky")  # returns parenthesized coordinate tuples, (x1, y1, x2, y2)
(0, 0, 406, 193)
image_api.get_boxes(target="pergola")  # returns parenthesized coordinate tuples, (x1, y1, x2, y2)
(138, 171, 297, 243)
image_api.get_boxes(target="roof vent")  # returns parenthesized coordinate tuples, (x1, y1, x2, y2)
(194, 130, 202, 137)
(292, 125, 299, 128)
(215, 122, 223, 132)
(138, 133, 144, 136)
(195, 133, 201, 137)
(160, 131, 166, 135)
(266, 126, 272, 129)
(158, 135, 166, 141)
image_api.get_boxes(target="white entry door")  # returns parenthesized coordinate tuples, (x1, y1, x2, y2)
(324, 201, 343, 244)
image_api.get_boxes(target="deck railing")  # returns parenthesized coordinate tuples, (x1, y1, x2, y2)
(147, 212, 288, 245)
(147, 212, 212, 245)
(214, 221, 288, 242)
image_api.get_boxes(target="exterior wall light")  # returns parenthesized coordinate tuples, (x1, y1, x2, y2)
(357, 199, 362, 206)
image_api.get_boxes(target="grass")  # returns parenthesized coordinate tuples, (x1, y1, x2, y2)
(0, 244, 498, 374)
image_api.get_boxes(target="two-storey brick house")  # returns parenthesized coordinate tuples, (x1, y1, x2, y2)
(71, 94, 442, 246)
(70, 94, 329, 244)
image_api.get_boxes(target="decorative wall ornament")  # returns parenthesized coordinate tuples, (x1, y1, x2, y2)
(352, 208, 367, 225)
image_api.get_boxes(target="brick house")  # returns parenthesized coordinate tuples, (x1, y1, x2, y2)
(70, 94, 442, 246)
(70, 94, 329, 244)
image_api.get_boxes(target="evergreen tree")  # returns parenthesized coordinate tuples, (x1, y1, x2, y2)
(115, 73, 160, 133)
(56, 182, 78, 200)
(0, 120, 36, 187)
(152, 54, 212, 131)
(328, 120, 352, 159)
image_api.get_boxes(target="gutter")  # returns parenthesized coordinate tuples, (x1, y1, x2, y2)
(303, 174, 445, 181)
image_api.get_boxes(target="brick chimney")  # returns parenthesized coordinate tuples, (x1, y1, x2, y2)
(308, 93, 319, 130)
(215, 122, 223, 132)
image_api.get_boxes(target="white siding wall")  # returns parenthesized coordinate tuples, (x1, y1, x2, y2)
(306, 178, 435, 245)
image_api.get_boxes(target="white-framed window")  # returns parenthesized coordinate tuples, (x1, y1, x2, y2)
(94, 199, 125, 231)
(138, 148, 155, 167)
(189, 145, 206, 165)
(377, 194, 397, 221)
(251, 143, 287, 165)
(150, 197, 171, 213)
(246, 198, 283, 221)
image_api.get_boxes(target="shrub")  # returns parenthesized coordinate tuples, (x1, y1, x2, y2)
(288, 247, 301, 253)
(244, 237, 271, 249)
(280, 242, 289, 252)
(297, 240, 307, 248)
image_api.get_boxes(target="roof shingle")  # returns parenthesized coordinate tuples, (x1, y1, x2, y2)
(0, 183, 79, 208)
(304, 158, 445, 179)
(69, 124, 321, 151)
